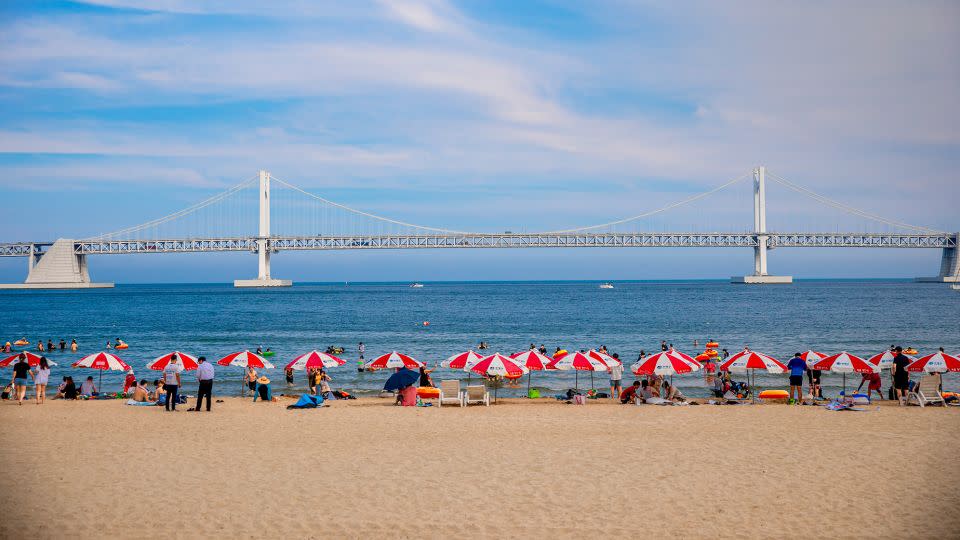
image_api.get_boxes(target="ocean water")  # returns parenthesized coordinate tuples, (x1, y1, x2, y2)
(2, 280, 958, 398)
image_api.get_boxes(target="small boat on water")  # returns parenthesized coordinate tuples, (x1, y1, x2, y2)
(599, 282, 614, 289)
(410, 283, 424, 288)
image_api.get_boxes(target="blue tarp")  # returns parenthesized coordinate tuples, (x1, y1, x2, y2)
(287, 394, 324, 409)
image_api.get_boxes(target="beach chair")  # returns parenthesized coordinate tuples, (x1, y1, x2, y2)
(907, 373, 945, 407)
(463, 385, 490, 407)
(438, 380, 464, 407)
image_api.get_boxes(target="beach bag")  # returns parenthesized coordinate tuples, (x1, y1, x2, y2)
(528, 389, 540, 399)
(573, 395, 587, 405)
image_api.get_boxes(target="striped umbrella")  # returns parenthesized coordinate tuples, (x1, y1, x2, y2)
(72, 351, 131, 390)
(217, 350, 274, 369)
(469, 353, 529, 403)
(147, 351, 199, 371)
(549, 351, 608, 390)
(285, 350, 346, 371)
(812, 352, 877, 396)
(511, 349, 552, 396)
(799, 350, 828, 368)
(907, 351, 960, 373)
(441, 350, 483, 370)
(365, 351, 423, 370)
(0, 352, 57, 367)
(630, 350, 699, 376)
(588, 350, 621, 368)
(720, 349, 786, 400)
(866, 350, 899, 369)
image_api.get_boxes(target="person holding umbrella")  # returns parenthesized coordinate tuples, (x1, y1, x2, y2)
(194, 356, 214, 412)
(162, 354, 182, 411)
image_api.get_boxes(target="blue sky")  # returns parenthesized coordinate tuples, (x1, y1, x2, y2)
(0, 0, 958, 282)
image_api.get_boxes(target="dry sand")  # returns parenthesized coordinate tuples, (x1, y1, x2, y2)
(1, 396, 958, 539)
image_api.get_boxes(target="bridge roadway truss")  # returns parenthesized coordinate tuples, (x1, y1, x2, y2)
(0, 232, 955, 257)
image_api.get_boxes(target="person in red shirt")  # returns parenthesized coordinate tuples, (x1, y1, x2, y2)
(619, 381, 641, 404)
(858, 371, 883, 401)
(123, 369, 136, 395)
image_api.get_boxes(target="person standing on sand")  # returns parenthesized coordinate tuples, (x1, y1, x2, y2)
(244, 366, 258, 396)
(195, 356, 214, 412)
(891, 346, 911, 406)
(786, 353, 806, 404)
(11, 353, 33, 405)
(162, 355, 182, 411)
(609, 354, 623, 400)
(32, 356, 51, 405)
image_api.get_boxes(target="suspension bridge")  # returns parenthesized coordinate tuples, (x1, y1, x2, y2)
(0, 166, 956, 288)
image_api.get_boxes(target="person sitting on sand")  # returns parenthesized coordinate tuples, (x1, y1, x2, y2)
(662, 380, 687, 402)
(639, 380, 658, 402)
(152, 379, 165, 402)
(620, 381, 642, 404)
(418, 365, 435, 388)
(132, 379, 151, 402)
(79, 376, 98, 396)
(53, 376, 77, 400)
(1, 383, 12, 400)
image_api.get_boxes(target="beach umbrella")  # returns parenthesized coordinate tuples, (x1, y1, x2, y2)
(72, 351, 131, 389)
(866, 350, 898, 370)
(511, 350, 552, 396)
(630, 350, 699, 376)
(549, 351, 607, 390)
(799, 350, 828, 368)
(217, 350, 274, 395)
(147, 351, 199, 371)
(365, 351, 423, 371)
(719, 349, 786, 400)
(441, 350, 483, 369)
(0, 352, 57, 367)
(383, 368, 420, 392)
(469, 353, 528, 403)
(285, 350, 346, 371)
(812, 352, 876, 396)
(907, 351, 960, 373)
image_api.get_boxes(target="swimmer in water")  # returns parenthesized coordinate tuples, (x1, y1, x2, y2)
(256, 346, 263, 355)
(116, 338, 125, 347)
(70, 339, 78, 352)
(105, 340, 112, 349)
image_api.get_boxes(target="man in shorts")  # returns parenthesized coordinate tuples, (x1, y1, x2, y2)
(891, 346, 911, 406)
(609, 353, 623, 400)
(786, 352, 806, 404)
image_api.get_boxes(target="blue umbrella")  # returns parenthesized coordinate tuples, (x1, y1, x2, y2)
(383, 368, 420, 392)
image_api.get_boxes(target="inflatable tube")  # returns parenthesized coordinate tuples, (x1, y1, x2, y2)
(695, 354, 710, 361)
(14, 340, 29, 346)
(904, 348, 918, 355)
(706, 349, 719, 357)
(553, 349, 568, 359)
(262, 351, 275, 357)
(706, 342, 719, 348)
(115, 344, 129, 350)
(758, 390, 789, 400)
(416, 387, 440, 399)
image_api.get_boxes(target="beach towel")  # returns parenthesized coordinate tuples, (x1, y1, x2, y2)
(125, 399, 157, 406)
(825, 400, 865, 411)
(287, 394, 324, 409)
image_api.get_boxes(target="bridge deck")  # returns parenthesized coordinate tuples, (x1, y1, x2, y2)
(0, 232, 955, 256)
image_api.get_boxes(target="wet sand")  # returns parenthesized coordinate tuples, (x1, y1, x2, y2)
(1, 396, 958, 539)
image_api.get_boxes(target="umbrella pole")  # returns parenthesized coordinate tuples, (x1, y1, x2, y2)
(575, 371, 579, 391)
(99, 370, 103, 394)
(527, 372, 531, 398)
(590, 371, 594, 392)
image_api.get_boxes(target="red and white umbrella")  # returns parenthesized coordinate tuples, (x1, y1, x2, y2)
(511, 349, 553, 396)
(588, 350, 622, 368)
(630, 350, 699, 376)
(441, 350, 483, 370)
(866, 350, 899, 369)
(217, 350, 274, 369)
(147, 351, 199, 371)
(365, 351, 423, 370)
(907, 351, 960, 373)
(813, 351, 877, 396)
(719, 349, 786, 373)
(549, 351, 608, 390)
(285, 350, 346, 371)
(0, 352, 57, 367)
(469, 353, 528, 403)
(799, 350, 828, 368)
(72, 351, 131, 389)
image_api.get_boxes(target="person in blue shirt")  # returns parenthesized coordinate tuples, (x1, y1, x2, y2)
(787, 352, 807, 405)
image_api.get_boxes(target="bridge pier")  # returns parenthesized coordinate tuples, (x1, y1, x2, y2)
(0, 238, 113, 289)
(732, 166, 792, 284)
(234, 170, 291, 288)
(916, 232, 960, 283)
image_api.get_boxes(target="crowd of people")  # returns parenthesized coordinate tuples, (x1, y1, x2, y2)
(3, 338, 78, 354)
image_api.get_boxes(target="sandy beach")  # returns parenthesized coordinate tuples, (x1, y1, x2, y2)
(1, 397, 958, 539)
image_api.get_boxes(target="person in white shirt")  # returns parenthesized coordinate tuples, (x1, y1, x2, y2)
(194, 356, 215, 412)
(79, 376, 98, 396)
(162, 355, 182, 411)
(32, 356, 52, 405)
(608, 353, 624, 400)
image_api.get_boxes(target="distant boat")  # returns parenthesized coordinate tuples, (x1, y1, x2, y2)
(599, 282, 614, 289)
(410, 283, 424, 288)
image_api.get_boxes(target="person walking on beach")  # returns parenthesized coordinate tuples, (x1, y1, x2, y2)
(163, 355, 182, 411)
(10, 353, 33, 405)
(244, 366, 258, 396)
(195, 356, 214, 412)
(32, 356, 51, 405)
(609, 354, 623, 400)
(891, 346, 911, 406)
(786, 352, 806, 405)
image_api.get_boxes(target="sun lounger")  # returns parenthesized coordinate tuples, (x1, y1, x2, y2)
(438, 379, 464, 407)
(907, 373, 945, 407)
(463, 385, 489, 407)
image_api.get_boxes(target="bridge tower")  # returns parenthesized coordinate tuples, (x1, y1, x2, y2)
(234, 170, 292, 288)
(731, 166, 793, 284)
(0, 239, 113, 289)
(916, 232, 960, 283)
